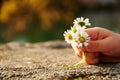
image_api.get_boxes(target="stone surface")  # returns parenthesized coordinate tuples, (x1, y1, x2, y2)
(0, 40, 120, 80)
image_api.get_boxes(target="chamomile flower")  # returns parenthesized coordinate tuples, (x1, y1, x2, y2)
(77, 30, 90, 47)
(73, 17, 91, 29)
(63, 17, 92, 67)
(63, 30, 73, 44)
(64, 17, 91, 47)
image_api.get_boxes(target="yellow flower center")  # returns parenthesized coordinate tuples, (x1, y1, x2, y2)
(72, 28, 77, 33)
(79, 36, 85, 43)
(67, 34, 72, 40)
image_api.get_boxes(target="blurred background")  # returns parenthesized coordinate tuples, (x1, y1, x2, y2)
(0, 0, 120, 43)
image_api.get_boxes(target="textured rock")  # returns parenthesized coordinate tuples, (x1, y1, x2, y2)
(0, 40, 120, 80)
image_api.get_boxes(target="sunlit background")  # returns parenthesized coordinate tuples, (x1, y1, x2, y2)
(0, 0, 120, 43)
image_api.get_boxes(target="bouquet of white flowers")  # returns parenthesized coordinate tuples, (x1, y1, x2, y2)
(63, 17, 91, 68)
(63, 17, 91, 47)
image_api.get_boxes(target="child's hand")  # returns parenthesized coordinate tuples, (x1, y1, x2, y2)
(72, 27, 120, 64)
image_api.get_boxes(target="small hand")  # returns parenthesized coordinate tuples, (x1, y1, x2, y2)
(72, 27, 120, 64)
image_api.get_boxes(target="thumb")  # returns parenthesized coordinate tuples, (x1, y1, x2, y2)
(85, 40, 104, 52)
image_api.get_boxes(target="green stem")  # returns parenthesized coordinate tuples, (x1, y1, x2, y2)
(57, 52, 87, 69)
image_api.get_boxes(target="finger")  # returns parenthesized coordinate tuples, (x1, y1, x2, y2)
(85, 37, 111, 52)
(71, 44, 83, 57)
(75, 48, 83, 58)
(76, 52, 82, 58)
(85, 52, 100, 65)
(85, 40, 102, 52)
(71, 44, 79, 53)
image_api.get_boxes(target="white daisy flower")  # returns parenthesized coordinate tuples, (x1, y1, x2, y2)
(78, 32, 90, 47)
(64, 17, 91, 48)
(63, 30, 74, 44)
(73, 17, 91, 29)
(63, 17, 92, 66)
(77, 30, 90, 47)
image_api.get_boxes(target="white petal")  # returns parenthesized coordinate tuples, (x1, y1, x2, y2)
(73, 20, 77, 24)
(80, 17, 84, 21)
(82, 26, 86, 29)
(84, 18, 89, 23)
(76, 18, 80, 21)
(86, 23, 91, 26)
